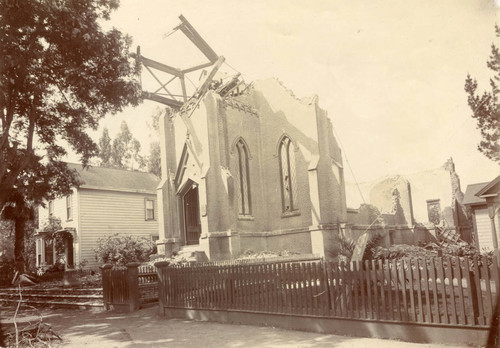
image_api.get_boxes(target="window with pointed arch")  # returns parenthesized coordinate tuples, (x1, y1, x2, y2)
(279, 136, 299, 213)
(235, 139, 252, 216)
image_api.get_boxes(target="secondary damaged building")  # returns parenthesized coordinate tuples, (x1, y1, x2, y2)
(345, 158, 472, 245)
(138, 16, 347, 260)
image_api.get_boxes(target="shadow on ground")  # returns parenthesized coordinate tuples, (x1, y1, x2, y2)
(0, 304, 466, 348)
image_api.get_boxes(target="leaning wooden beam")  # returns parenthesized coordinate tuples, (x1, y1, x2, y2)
(178, 15, 219, 63)
(195, 56, 225, 98)
(142, 92, 184, 108)
(140, 55, 183, 77)
(179, 75, 188, 102)
(181, 61, 214, 74)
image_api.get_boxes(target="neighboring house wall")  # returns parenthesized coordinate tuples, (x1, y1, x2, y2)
(464, 177, 500, 251)
(37, 189, 79, 267)
(37, 165, 160, 270)
(473, 207, 497, 250)
(78, 189, 158, 268)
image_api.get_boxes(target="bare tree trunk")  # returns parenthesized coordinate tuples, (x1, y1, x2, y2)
(14, 218, 25, 273)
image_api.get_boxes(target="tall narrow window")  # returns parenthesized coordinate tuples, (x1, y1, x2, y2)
(235, 139, 251, 216)
(66, 194, 73, 221)
(279, 136, 298, 212)
(145, 199, 155, 220)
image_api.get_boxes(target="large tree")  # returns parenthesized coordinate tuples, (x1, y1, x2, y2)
(464, 25, 500, 164)
(144, 106, 163, 177)
(97, 127, 113, 167)
(97, 120, 144, 170)
(0, 0, 142, 211)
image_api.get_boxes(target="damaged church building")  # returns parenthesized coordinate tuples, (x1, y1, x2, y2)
(155, 79, 347, 261)
(137, 16, 347, 261)
(138, 16, 471, 261)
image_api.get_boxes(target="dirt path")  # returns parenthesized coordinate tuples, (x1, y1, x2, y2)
(1, 305, 470, 348)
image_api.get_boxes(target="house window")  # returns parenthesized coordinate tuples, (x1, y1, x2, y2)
(48, 201, 53, 217)
(235, 139, 252, 216)
(145, 199, 155, 220)
(279, 136, 299, 213)
(427, 199, 441, 225)
(66, 194, 73, 221)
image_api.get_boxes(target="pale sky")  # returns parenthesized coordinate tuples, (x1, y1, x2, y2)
(91, 0, 500, 188)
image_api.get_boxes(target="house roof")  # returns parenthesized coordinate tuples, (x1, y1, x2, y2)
(462, 182, 489, 206)
(476, 175, 500, 198)
(67, 163, 159, 194)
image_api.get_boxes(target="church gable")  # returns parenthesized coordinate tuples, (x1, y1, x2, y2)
(174, 142, 204, 194)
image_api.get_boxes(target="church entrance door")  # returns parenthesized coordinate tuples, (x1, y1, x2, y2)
(183, 185, 201, 245)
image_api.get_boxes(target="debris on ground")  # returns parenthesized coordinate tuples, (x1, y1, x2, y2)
(4, 320, 62, 347)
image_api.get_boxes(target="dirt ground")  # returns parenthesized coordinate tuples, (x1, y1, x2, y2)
(0, 304, 472, 348)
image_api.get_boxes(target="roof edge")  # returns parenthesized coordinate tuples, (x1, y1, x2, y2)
(476, 175, 500, 197)
(79, 185, 156, 195)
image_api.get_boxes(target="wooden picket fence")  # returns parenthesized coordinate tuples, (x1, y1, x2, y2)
(138, 264, 157, 284)
(101, 263, 159, 310)
(156, 255, 499, 327)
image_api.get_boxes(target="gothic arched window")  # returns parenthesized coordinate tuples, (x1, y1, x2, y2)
(278, 136, 298, 212)
(235, 139, 251, 216)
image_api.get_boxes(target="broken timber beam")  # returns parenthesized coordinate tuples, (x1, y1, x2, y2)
(142, 92, 184, 108)
(178, 15, 219, 63)
(140, 55, 183, 77)
(195, 56, 225, 98)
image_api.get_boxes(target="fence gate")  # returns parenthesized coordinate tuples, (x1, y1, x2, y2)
(101, 263, 140, 312)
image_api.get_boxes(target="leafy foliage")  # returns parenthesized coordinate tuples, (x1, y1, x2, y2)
(372, 242, 492, 266)
(146, 141, 161, 176)
(95, 233, 155, 266)
(0, 0, 141, 210)
(97, 127, 113, 166)
(464, 25, 500, 163)
(97, 121, 144, 170)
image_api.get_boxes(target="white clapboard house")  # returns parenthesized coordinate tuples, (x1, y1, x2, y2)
(36, 163, 159, 269)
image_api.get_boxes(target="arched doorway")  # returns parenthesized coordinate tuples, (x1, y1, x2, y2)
(183, 184, 201, 245)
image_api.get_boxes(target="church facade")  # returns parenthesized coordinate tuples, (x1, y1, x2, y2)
(156, 78, 347, 260)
